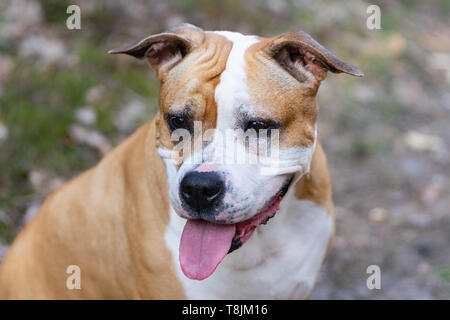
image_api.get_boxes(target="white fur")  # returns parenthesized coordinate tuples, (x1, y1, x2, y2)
(212, 31, 258, 129)
(164, 187, 333, 299)
(160, 31, 330, 299)
(259, 126, 318, 176)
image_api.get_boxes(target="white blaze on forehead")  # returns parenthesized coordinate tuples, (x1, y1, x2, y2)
(212, 31, 259, 129)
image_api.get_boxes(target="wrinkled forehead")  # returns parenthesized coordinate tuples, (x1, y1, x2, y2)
(161, 29, 315, 134)
(210, 31, 261, 128)
(159, 32, 230, 113)
(161, 31, 265, 120)
(211, 31, 311, 127)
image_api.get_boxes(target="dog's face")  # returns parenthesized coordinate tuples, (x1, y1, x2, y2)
(110, 24, 362, 279)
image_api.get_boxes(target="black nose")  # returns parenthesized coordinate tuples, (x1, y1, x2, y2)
(180, 171, 225, 213)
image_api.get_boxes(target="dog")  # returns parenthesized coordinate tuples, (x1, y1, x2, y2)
(0, 24, 362, 299)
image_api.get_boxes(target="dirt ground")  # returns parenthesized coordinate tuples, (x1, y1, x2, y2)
(0, 0, 449, 299)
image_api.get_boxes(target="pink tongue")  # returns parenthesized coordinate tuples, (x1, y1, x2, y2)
(180, 219, 236, 280)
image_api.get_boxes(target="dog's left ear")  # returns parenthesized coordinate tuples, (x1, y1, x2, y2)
(265, 31, 363, 82)
(108, 24, 202, 73)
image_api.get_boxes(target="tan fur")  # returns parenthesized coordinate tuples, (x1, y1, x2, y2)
(0, 26, 361, 299)
(155, 32, 232, 164)
(246, 37, 318, 149)
(295, 141, 335, 257)
(0, 122, 184, 299)
(0, 121, 332, 299)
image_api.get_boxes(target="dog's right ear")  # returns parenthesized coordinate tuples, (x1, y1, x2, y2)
(108, 24, 201, 73)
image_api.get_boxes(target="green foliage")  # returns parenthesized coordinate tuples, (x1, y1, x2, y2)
(40, 0, 71, 24)
(0, 222, 15, 243)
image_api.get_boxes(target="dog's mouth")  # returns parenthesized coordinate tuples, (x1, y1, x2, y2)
(179, 177, 293, 280)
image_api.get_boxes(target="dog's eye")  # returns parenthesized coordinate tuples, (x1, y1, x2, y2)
(245, 121, 269, 132)
(167, 115, 189, 131)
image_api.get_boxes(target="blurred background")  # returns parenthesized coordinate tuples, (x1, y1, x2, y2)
(0, 0, 449, 299)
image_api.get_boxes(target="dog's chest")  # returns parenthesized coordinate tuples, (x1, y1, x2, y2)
(164, 195, 332, 299)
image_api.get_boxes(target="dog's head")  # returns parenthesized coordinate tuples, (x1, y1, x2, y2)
(110, 23, 362, 280)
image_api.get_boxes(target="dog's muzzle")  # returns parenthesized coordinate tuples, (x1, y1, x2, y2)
(179, 171, 225, 217)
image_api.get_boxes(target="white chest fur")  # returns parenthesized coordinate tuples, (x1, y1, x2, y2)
(164, 188, 333, 299)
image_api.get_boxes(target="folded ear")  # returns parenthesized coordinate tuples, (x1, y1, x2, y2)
(108, 24, 202, 72)
(265, 31, 363, 82)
